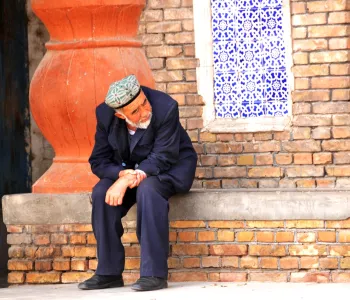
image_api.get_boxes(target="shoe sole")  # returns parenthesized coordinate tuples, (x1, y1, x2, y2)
(131, 281, 168, 292)
(78, 281, 124, 290)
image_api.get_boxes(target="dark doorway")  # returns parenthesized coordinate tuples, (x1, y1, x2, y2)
(0, 0, 31, 287)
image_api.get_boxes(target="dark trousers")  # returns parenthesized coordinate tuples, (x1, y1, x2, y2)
(91, 176, 176, 279)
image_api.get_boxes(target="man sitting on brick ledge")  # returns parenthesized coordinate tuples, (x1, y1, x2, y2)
(78, 75, 197, 291)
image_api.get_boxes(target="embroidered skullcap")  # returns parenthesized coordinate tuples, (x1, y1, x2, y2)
(104, 75, 141, 109)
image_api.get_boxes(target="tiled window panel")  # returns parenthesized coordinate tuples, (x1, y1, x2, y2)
(211, 0, 289, 119)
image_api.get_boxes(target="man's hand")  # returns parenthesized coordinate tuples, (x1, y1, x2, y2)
(129, 170, 147, 189)
(119, 169, 147, 189)
(105, 176, 130, 206)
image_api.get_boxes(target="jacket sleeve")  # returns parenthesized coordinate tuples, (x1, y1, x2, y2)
(89, 113, 123, 181)
(137, 102, 180, 176)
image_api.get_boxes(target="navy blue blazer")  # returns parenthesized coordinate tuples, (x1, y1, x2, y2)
(89, 86, 198, 193)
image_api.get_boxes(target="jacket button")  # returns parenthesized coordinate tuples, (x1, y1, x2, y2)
(122, 162, 126, 167)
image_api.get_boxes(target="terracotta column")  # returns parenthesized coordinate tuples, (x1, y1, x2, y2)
(30, 0, 154, 193)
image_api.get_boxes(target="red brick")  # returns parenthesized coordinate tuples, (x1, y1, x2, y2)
(275, 154, 293, 165)
(183, 257, 200, 268)
(320, 258, 338, 269)
(294, 78, 309, 90)
(71, 259, 88, 271)
(147, 46, 182, 58)
(249, 245, 286, 256)
(329, 38, 350, 50)
(332, 272, 350, 282)
(8, 260, 33, 271)
(221, 256, 239, 268)
(141, 10, 163, 22)
(8, 272, 25, 284)
(147, 21, 181, 33)
(283, 140, 321, 152)
(292, 13, 327, 26)
(296, 179, 316, 188)
(218, 156, 236, 166)
(300, 257, 319, 269)
(294, 153, 312, 164)
(248, 167, 282, 178)
(293, 52, 308, 65)
(256, 232, 274, 243)
(61, 272, 93, 283)
(164, 8, 193, 20)
(240, 256, 258, 269)
(86, 233, 96, 245)
(218, 230, 234, 242)
(214, 167, 247, 178)
(51, 233, 68, 245)
(297, 232, 316, 243)
(207, 143, 243, 154)
(280, 257, 298, 269)
(149, 0, 181, 8)
(311, 77, 349, 89)
(172, 244, 208, 255)
(220, 273, 247, 282)
(7, 225, 24, 233)
(293, 39, 327, 52)
(313, 153, 332, 165)
(35, 260, 52, 271)
(165, 32, 194, 44)
(202, 256, 220, 268)
(318, 231, 336, 243)
(307, 0, 347, 12)
(237, 155, 254, 165)
(330, 64, 350, 76)
(125, 245, 140, 257)
(62, 224, 92, 232)
(317, 178, 335, 188)
(125, 258, 140, 270)
(256, 154, 273, 165)
(289, 245, 327, 256)
(260, 257, 278, 269)
(198, 231, 215, 242)
(26, 272, 61, 283)
(276, 232, 294, 243)
(291, 272, 330, 283)
(292, 27, 307, 39)
(8, 246, 24, 258)
(35, 246, 61, 259)
(333, 89, 350, 101)
(333, 127, 350, 139)
(170, 272, 207, 282)
(53, 259, 70, 271)
(310, 51, 348, 63)
(8, 233, 32, 245)
(121, 232, 138, 244)
(74, 246, 96, 258)
(333, 115, 350, 126)
(293, 127, 311, 140)
(286, 166, 324, 177)
(166, 58, 197, 69)
(291, 2, 306, 14)
(243, 141, 280, 153)
(210, 245, 247, 256)
(70, 234, 86, 245)
(168, 257, 181, 269)
(326, 166, 350, 177)
(236, 232, 255, 242)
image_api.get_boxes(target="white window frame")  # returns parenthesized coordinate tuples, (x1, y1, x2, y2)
(193, 0, 294, 133)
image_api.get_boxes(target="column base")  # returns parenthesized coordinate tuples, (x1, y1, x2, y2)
(32, 162, 99, 193)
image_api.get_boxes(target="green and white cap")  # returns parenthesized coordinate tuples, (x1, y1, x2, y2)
(105, 75, 141, 109)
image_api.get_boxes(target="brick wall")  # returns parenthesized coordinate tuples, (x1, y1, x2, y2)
(29, 0, 349, 187)
(137, 0, 350, 189)
(7, 220, 350, 284)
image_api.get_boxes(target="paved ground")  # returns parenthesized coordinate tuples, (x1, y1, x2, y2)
(1, 282, 350, 300)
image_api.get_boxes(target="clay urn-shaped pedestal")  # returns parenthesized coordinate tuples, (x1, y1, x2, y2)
(30, 0, 154, 193)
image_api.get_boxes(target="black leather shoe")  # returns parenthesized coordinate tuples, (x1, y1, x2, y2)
(78, 274, 124, 290)
(131, 276, 168, 291)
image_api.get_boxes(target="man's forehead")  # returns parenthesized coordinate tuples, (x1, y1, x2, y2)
(124, 91, 146, 111)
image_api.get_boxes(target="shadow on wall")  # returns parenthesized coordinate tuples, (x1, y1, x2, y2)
(26, 0, 52, 183)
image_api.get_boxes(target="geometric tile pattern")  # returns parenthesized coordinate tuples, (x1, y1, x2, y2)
(211, 0, 289, 118)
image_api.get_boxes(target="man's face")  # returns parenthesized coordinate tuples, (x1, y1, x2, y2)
(115, 91, 152, 129)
